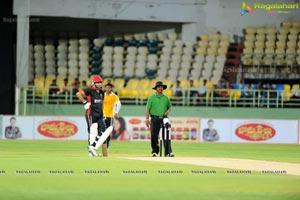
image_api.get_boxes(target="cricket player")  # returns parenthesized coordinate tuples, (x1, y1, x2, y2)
(102, 82, 121, 156)
(76, 75, 106, 157)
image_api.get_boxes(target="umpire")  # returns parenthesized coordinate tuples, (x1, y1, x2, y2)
(145, 81, 174, 157)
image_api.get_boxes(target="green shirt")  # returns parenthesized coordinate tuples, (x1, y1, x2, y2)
(146, 93, 171, 117)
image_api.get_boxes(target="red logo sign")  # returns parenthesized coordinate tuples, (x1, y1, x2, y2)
(235, 123, 276, 141)
(129, 118, 142, 125)
(37, 120, 78, 138)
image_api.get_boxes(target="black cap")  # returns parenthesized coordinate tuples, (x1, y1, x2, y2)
(152, 81, 167, 90)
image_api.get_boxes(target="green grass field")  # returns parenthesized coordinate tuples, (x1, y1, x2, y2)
(0, 140, 299, 200)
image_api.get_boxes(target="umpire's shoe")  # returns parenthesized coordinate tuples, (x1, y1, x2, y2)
(165, 153, 175, 157)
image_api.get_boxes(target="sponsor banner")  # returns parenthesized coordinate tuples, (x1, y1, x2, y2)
(169, 118, 200, 141)
(200, 118, 298, 144)
(34, 116, 86, 140)
(124, 117, 200, 141)
(200, 119, 231, 142)
(1, 115, 88, 140)
(232, 120, 298, 144)
(0, 115, 2, 139)
(299, 119, 300, 145)
(1, 115, 298, 144)
(2, 116, 199, 141)
(2, 116, 35, 140)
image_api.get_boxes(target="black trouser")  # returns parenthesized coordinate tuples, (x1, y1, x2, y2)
(87, 114, 106, 145)
(104, 117, 114, 148)
(85, 111, 90, 145)
(150, 117, 172, 155)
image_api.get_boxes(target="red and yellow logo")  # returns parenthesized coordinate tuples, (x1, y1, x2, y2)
(235, 123, 276, 141)
(129, 118, 142, 125)
(37, 120, 78, 138)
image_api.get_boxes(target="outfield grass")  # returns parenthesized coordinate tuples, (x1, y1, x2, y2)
(0, 140, 299, 200)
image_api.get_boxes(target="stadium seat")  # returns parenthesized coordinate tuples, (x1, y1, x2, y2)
(103, 46, 113, 54)
(149, 46, 158, 54)
(156, 69, 168, 80)
(281, 84, 292, 102)
(162, 47, 172, 55)
(171, 54, 181, 63)
(199, 33, 209, 42)
(168, 32, 177, 41)
(146, 32, 157, 40)
(159, 54, 171, 63)
(157, 32, 167, 41)
(57, 52, 67, 61)
(167, 68, 179, 78)
(245, 34, 255, 42)
(113, 66, 124, 78)
(183, 46, 194, 55)
(135, 68, 146, 78)
(192, 62, 203, 71)
(128, 39, 138, 47)
(93, 38, 104, 47)
(148, 54, 158, 62)
(138, 79, 151, 99)
(194, 55, 205, 64)
(113, 54, 123, 62)
(125, 60, 135, 69)
(266, 34, 276, 42)
(102, 67, 113, 78)
(102, 54, 113, 62)
(206, 48, 217, 56)
(255, 34, 265, 42)
(181, 54, 192, 63)
(125, 54, 136, 63)
(277, 34, 287, 42)
(209, 41, 219, 49)
(133, 33, 145, 41)
(120, 78, 139, 98)
(190, 69, 201, 80)
(172, 46, 182, 55)
(137, 47, 148, 55)
(163, 40, 173, 48)
(127, 46, 137, 55)
(79, 45, 89, 53)
(124, 33, 133, 41)
(206, 55, 215, 64)
(170, 62, 180, 70)
(245, 26, 256, 35)
(104, 38, 114, 46)
(219, 41, 230, 49)
(158, 62, 170, 71)
(146, 60, 157, 70)
(33, 76, 45, 97)
(124, 67, 134, 78)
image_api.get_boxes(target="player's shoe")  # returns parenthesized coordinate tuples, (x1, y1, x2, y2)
(88, 147, 99, 157)
(152, 153, 158, 157)
(165, 153, 175, 157)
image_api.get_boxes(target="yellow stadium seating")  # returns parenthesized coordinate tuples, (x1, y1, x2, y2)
(56, 77, 65, 88)
(119, 79, 139, 98)
(281, 84, 292, 102)
(34, 76, 45, 97)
